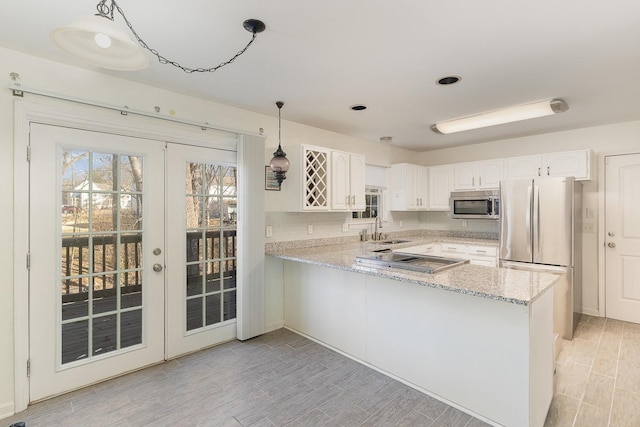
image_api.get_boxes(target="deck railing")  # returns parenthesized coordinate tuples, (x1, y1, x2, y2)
(61, 229, 237, 301)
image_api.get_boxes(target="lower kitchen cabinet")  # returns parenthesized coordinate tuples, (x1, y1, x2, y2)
(282, 260, 553, 427)
(283, 261, 367, 360)
(400, 242, 498, 267)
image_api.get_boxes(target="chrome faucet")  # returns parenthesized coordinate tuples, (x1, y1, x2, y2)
(373, 216, 382, 241)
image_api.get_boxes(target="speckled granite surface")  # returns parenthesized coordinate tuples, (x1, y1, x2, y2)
(266, 234, 559, 306)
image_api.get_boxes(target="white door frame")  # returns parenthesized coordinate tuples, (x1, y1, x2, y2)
(598, 149, 640, 318)
(13, 96, 265, 413)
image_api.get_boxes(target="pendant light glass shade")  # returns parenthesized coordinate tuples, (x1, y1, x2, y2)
(269, 101, 289, 186)
(50, 14, 149, 71)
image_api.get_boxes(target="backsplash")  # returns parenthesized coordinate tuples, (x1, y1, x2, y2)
(420, 211, 500, 234)
(264, 209, 499, 246)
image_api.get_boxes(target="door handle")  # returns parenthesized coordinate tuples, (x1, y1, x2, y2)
(153, 263, 163, 272)
(607, 242, 616, 248)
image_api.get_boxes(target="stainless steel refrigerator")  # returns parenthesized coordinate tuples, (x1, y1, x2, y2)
(499, 177, 582, 340)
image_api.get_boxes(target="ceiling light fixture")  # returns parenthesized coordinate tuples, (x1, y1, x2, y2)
(350, 105, 367, 111)
(269, 101, 290, 187)
(379, 136, 393, 145)
(437, 76, 460, 85)
(430, 98, 569, 135)
(50, 0, 265, 72)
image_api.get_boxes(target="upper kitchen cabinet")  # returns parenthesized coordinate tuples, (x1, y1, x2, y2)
(390, 163, 428, 210)
(452, 160, 504, 190)
(428, 165, 453, 210)
(266, 144, 331, 212)
(506, 149, 591, 181)
(331, 151, 365, 211)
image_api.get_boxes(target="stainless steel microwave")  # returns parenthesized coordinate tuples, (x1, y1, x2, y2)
(450, 190, 499, 219)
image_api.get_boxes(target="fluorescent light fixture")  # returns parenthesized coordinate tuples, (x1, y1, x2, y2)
(430, 98, 569, 135)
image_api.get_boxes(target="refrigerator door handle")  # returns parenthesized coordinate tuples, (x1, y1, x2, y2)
(533, 184, 540, 261)
(525, 184, 532, 257)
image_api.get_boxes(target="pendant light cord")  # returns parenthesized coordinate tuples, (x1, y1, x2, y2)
(277, 101, 284, 149)
(101, 0, 260, 74)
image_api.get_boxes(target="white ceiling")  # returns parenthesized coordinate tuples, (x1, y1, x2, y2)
(2, 0, 640, 152)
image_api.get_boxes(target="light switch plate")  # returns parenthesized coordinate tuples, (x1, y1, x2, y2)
(265, 225, 273, 238)
(307, 224, 313, 234)
(342, 223, 349, 232)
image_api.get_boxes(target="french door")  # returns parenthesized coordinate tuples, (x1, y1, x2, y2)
(28, 123, 238, 402)
(166, 143, 238, 357)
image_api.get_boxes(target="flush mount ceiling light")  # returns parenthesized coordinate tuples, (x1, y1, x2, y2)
(379, 136, 393, 145)
(50, 0, 265, 72)
(430, 98, 569, 135)
(269, 101, 290, 187)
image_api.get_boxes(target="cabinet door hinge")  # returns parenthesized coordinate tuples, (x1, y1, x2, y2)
(26, 253, 31, 270)
(27, 359, 31, 377)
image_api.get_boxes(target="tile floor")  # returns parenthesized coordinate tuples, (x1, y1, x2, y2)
(545, 315, 640, 427)
(3, 315, 639, 426)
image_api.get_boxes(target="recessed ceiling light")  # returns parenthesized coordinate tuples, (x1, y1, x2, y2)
(350, 104, 367, 111)
(437, 76, 461, 85)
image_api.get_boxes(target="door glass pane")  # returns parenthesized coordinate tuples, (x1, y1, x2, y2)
(184, 163, 237, 332)
(60, 149, 145, 365)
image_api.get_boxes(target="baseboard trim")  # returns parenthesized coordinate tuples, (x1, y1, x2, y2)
(265, 320, 284, 333)
(0, 401, 15, 421)
(582, 308, 601, 317)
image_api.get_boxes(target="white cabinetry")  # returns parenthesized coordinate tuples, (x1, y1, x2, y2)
(395, 243, 441, 256)
(453, 160, 504, 190)
(428, 165, 453, 210)
(266, 144, 330, 212)
(401, 242, 498, 267)
(390, 163, 428, 210)
(467, 245, 498, 267)
(331, 151, 366, 211)
(266, 144, 367, 212)
(506, 150, 591, 180)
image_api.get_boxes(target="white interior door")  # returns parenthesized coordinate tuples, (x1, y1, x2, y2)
(165, 143, 238, 359)
(605, 153, 640, 323)
(29, 124, 165, 401)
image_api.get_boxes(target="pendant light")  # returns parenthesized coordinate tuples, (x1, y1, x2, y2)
(50, 0, 265, 72)
(269, 101, 290, 187)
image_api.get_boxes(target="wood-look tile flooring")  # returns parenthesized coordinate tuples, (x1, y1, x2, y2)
(4, 328, 490, 427)
(545, 315, 640, 427)
(4, 315, 639, 427)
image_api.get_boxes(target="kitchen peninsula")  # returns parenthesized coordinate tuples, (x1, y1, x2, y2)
(266, 234, 561, 427)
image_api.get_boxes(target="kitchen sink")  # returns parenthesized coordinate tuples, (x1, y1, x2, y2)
(378, 239, 410, 245)
(354, 252, 468, 274)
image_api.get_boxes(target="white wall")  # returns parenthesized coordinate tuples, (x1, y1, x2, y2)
(0, 46, 414, 418)
(418, 122, 640, 317)
(2, 44, 639, 417)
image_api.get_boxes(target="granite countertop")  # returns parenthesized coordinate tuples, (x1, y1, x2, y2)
(265, 235, 560, 306)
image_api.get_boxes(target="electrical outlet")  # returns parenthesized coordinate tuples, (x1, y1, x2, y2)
(342, 223, 349, 232)
(265, 225, 273, 238)
(583, 222, 595, 233)
(307, 224, 313, 235)
(462, 220, 468, 227)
